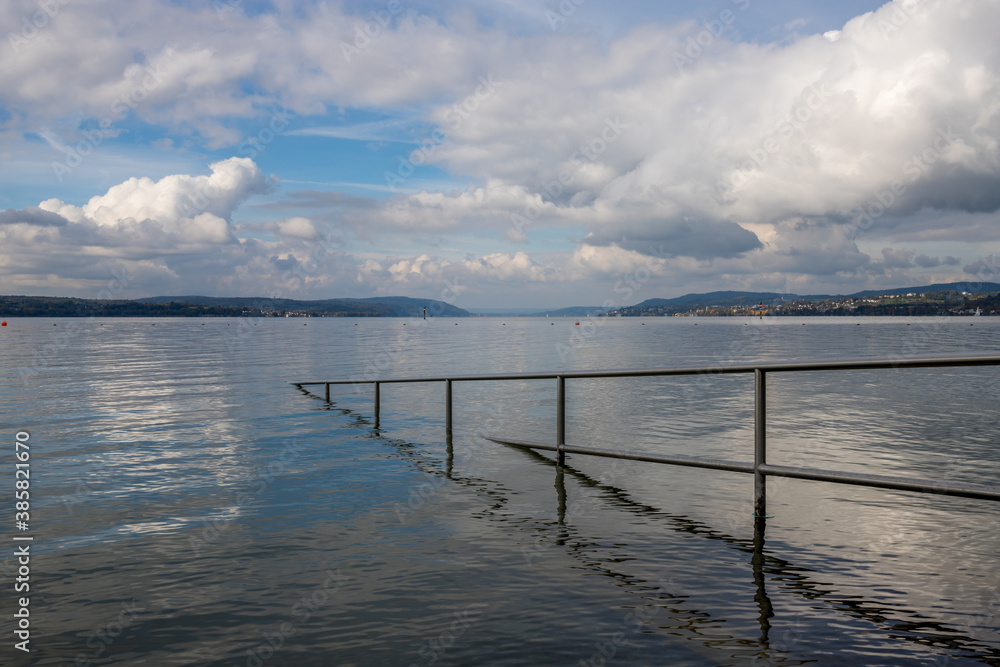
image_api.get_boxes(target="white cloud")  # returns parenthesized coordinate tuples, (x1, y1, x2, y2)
(2, 0, 999, 305)
(276, 217, 320, 240)
(418, 1, 998, 253)
(239, 0, 999, 288)
(36, 157, 271, 245)
(0, 1, 508, 144)
(0, 159, 282, 294)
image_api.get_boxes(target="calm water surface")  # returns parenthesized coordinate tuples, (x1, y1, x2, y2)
(1, 316, 999, 666)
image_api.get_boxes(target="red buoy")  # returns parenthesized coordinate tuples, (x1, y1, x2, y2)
(1, 321, 6, 326)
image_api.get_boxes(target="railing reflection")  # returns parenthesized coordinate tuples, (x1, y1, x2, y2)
(296, 382, 1000, 664)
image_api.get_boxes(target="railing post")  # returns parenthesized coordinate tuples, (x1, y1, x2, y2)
(557, 375, 566, 466)
(325, 382, 330, 402)
(446, 379, 453, 435)
(754, 369, 766, 520)
(374, 381, 380, 426)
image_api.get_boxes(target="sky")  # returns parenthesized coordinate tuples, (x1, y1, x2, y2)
(1, 0, 999, 309)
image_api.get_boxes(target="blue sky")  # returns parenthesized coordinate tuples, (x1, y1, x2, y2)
(2, 0, 999, 308)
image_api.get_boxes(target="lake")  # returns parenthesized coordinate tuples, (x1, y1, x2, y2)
(2, 316, 999, 666)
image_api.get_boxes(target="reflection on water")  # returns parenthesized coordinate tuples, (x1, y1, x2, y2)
(1, 317, 998, 665)
(495, 443, 1000, 666)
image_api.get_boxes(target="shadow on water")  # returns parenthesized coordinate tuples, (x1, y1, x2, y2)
(294, 383, 1000, 666)
(516, 446, 1000, 666)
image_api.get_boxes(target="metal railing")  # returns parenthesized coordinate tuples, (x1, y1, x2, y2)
(296, 353, 1000, 519)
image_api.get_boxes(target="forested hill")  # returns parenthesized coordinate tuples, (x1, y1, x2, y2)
(0, 295, 470, 317)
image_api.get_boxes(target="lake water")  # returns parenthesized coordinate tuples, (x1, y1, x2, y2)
(1, 316, 999, 666)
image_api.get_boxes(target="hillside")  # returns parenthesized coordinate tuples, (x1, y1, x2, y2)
(610, 282, 1000, 317)
(0, 295, 471, 318)
(137, 295, 469, 317)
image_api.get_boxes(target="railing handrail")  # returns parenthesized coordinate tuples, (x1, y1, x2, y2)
(296, 351, 1000, 517)
(297, 351, 1000, 661)
(296, 352, 1000, 386)
(483, 436, 1000, 502)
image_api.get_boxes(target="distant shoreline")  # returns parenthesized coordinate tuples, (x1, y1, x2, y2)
(0, 294, 469, 318)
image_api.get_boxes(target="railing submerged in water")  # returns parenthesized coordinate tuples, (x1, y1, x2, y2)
(295, 353, 1000, 520)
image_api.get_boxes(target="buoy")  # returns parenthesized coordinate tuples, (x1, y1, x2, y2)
(1, 321, 6, 326)
(574, 321, 580, 325)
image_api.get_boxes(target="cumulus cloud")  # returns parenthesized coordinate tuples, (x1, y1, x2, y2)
(881, 247, 916, 269)
(914, 253, 960, 268)
(249, 0, 1000, 290)
(461, 251, 552, 282)
(276, 217, 320, 240)
(0, 159, 286, 295)
(402, 0, 1000, 264)
(2, 0, 999, 303)
(0, 206, 67, 227)
(584, 216, 762, 260)
(0, 0, 508, 145)
(37, 157, 271, 244)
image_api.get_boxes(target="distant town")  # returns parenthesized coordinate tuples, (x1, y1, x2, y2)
(606, 289, 1000, 317)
